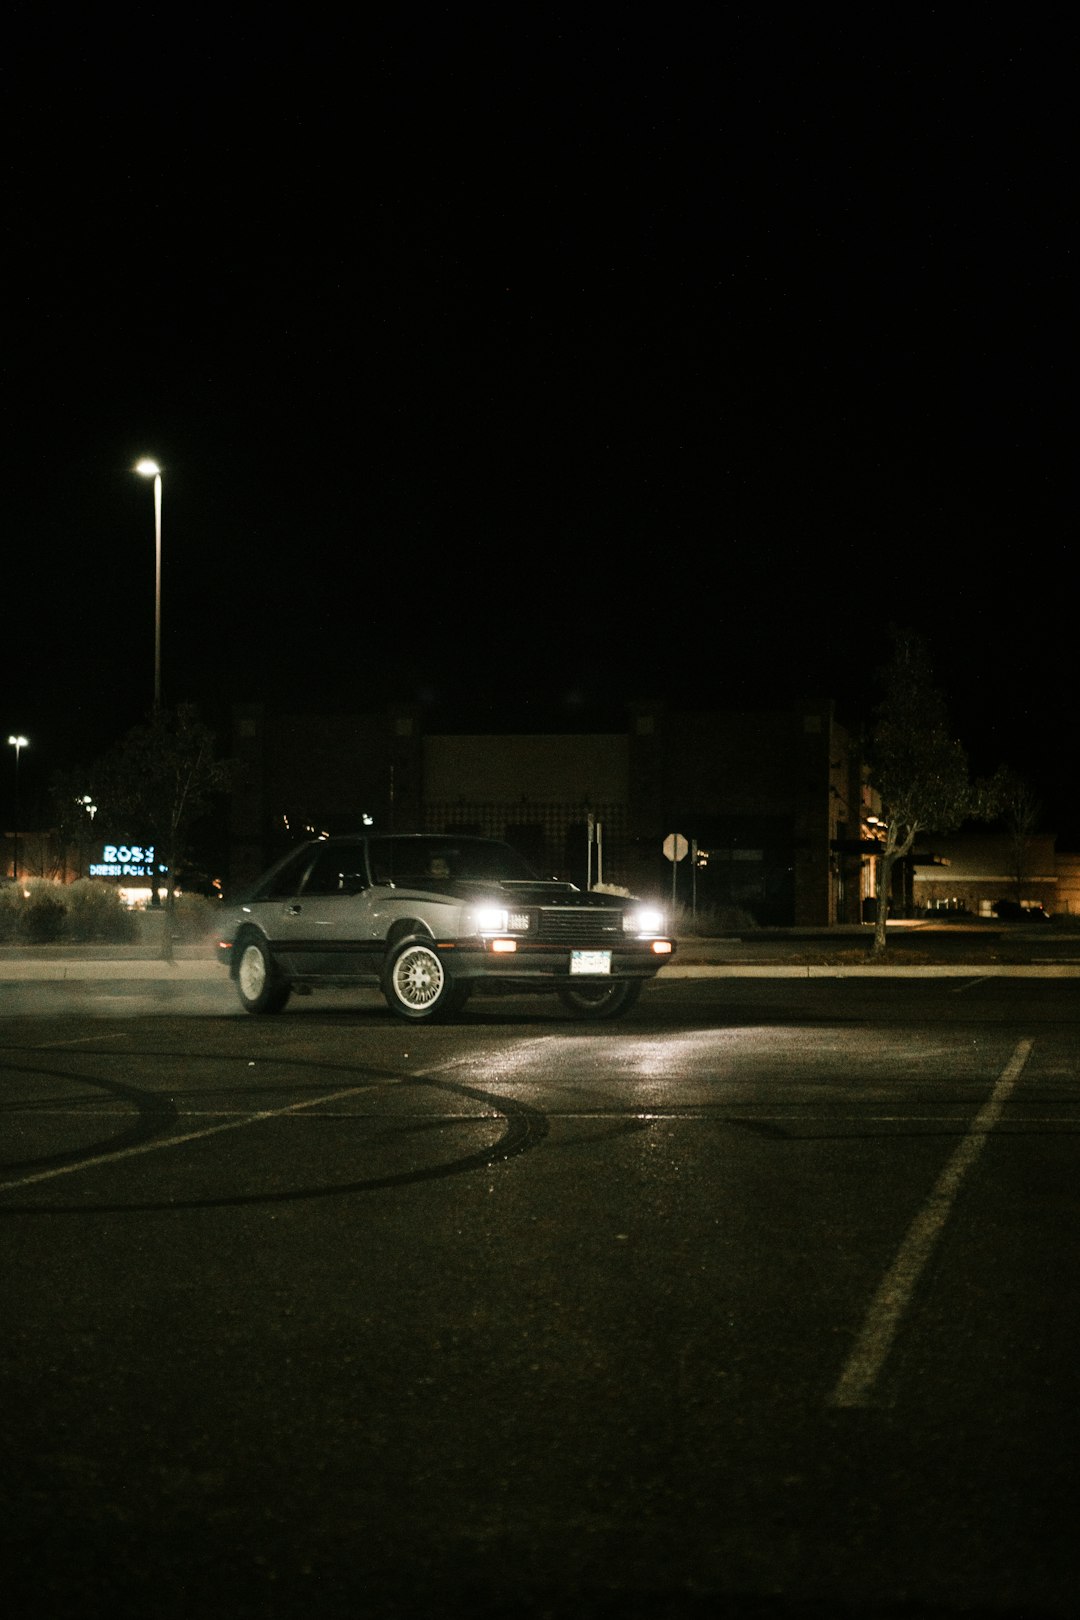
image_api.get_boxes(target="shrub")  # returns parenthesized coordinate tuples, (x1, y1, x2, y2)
(17, 879, 68, 943)
(0, 883, 20, 942)
(670, 899, 759, 937)
(64, 879, 137, 942)
(169, 892, 222, 942)
(0, 878, 139, 944)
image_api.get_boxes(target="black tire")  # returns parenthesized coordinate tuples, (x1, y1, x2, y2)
(444, 981, 473, 1015)
(382, 939, 461, 1022)
(235, 936, 291, 1014)
(556, 979, 643, 1021)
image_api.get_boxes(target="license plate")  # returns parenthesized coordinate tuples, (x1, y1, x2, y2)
(571, 950, 612, 975)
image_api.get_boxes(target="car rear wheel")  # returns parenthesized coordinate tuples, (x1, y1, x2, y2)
(383, 939, 462, 1021)
(236, 936, 291, 1014)
(556, 979, 642, 1020)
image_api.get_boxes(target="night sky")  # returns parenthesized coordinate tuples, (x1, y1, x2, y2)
(4, 13, 1074, 838)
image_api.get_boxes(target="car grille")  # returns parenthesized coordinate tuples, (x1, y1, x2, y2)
(536, 908, 623, 944)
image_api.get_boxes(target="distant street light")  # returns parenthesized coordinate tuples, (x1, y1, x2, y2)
(135, 459, 163, 708)
(7, 734, 28, 881)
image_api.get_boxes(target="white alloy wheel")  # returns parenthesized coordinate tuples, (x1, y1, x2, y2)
(384, 940, 453, 1020)
(236, 937, 290, 1014)
(238, 942, 268, 1002)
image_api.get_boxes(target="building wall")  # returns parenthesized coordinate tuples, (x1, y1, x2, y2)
(912, 832, 1058, 915)
(424, 734, 628, 804)
(1054, 853, 1080, 915)
(227, 699, 859, 923)
(421, 734, 631, 885)
(229, 703, 424, 891)
(628, 700, 859, 925)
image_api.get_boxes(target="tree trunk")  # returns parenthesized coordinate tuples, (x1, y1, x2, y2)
(872, 850, 894, 957)
(872, 821, 918, 957)
(159, 833, 177, 962)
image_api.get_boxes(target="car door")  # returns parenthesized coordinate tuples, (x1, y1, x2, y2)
(270, 841, 382, 981)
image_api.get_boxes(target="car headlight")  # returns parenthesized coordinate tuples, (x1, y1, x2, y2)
(623, 907, 665, 936)
(474, 906, 531, 934)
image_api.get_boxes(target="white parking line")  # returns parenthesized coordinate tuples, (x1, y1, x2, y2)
(0, 1084, 377, 1195)
(828, 1037, 1034, 1409)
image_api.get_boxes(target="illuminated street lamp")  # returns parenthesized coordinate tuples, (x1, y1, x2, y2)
(135, 459, 163, 708)
(7, 734, 28, 881)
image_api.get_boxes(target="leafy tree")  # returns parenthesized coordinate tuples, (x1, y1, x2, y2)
(95, 705, 231, 958)
(866, 631, 992, 956)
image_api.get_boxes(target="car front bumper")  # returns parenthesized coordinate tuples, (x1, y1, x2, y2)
(434, 937, 676, 983)
(215, 932, 675, 986)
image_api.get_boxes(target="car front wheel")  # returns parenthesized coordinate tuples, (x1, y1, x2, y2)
(556, 979, 642, 1020)
(236, 936, 291, 1014)
(382, 939, 462, 1021)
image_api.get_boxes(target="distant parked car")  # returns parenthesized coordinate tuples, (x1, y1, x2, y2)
(993, 898, 1050, 922)
(217, 833, 674, 1021)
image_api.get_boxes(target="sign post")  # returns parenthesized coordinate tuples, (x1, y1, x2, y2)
(662, 832, 689, 906)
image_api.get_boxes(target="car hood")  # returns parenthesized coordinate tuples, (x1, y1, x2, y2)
(384, 878, 630, 908)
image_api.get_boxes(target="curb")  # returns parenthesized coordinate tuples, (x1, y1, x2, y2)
(0, 959, 221, 982)
(659, 963, 1080, 980)
(1, 960, 1079, 984)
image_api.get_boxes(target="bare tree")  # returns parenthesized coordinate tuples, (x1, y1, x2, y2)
(95, 705, 231, 959)
(47, 766, 100, 881)
(867, 630, 990, 956)
(996, 769, 1042, 906)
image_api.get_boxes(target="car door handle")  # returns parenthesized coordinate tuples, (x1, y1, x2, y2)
(287, 904, 302, 915)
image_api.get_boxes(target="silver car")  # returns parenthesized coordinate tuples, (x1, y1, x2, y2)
(217, 833, 675, 1022)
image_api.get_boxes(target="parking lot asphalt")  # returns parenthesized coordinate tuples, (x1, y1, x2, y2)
(2, 923, 1079, 981)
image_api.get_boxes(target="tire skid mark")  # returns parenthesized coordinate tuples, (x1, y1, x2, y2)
(0, 1052, 549, 1215)
(0, 1058, 180, 1175)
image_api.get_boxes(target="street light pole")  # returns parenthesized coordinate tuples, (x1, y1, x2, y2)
(77, 795, 97, 883)
(7, 734, 28, 881)
(136, 459, 163, 709)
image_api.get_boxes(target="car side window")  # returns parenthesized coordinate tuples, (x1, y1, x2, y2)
(256, 847, 317, 901)
(302, 845, 368, 897)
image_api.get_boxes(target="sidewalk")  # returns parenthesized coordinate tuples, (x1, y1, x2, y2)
(2, 926, 1080, 981)
(0, 943, 220, 981)
(667, 920, 1080, 978)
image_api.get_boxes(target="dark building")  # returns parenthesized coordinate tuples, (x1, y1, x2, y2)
(227, 699, 867, 926)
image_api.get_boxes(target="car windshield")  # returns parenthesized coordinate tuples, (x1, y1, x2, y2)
(368, 837, 538, 885)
